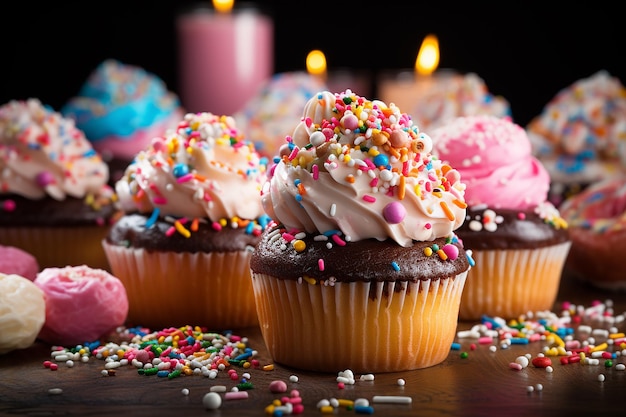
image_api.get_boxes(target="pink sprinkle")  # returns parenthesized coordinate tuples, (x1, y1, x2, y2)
(312, 164, 319, 180)
(362, 195, 376, 203)
(176, 173, 194, 183)
(331, 234, 346, 246)
(337, 382, 345, 389)
(424, 223, 432, 229)
(2, 199, 16, 211)
(225, 391, 249, 400)
(478, 336, 493, 345)
(212, 222, 222, 231)
(282, 233, 295, 242)
(165, 226, 176, 236)
(517, 212, 526, 220)
(369, 177, 378, 187)
(318, 259, 325, 271)
(292, 404, 305, 414)
(509, 362, 523, 371)
(288, 147, 299, 161)
(153, 196, 168, 205)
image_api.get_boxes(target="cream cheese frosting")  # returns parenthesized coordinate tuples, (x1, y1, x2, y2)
(431, 115, 550, 210)
(115, 112, 269, 222)
(261, 90, 468, 247)
(0, 99, 110, 201)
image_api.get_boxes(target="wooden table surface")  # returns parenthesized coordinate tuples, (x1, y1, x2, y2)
(1, 272, 625, 417)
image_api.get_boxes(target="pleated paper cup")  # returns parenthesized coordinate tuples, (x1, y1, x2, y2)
(251, 271, 469, 373)
(459, 241, 572, 321)
(0, 226, 111, 271)
(103, 241, 258, 330)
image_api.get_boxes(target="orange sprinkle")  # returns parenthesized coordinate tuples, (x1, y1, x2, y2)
(262, 364, 275, 371)
(297, 183, 306, 195)
(452, 199, 468, 209)
(193, 173, 206, 182)
(345, 175, 355, 183)
(398, 176, 406, 200)
(436, 249, 448, 260)
(191, 218, 199, 231)
(440, 201, 455, 221)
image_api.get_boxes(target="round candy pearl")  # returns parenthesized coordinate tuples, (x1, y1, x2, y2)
(172, 163, 189, 178)
(310, 131, 326, 147)
(35, 171, 54, 187)
(373, 154, 389, 168)
(442, 244, 459, 260)
(383, 202, 406, 224)
(202, 392, 222, 410)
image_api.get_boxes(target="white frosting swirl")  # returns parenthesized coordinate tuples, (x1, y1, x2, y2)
(0, 99, 110, 200)
(262, 90, 468, 247)
(115, 112, 269, 221)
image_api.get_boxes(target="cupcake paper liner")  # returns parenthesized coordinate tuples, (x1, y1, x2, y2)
(0, 226, 111, 271)
(103, 242, 258, 330)
(251, 271, 469, 373)
(459, 241, 572, 321)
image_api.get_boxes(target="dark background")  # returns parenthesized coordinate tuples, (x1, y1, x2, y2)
(2, 1, 625, 127)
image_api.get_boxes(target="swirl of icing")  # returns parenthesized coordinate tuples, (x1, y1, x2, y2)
(431, 115, 550, 210)
(261, 90, 468, 247)
(115, 112, 269, 221)
(0, 98, 110, 200)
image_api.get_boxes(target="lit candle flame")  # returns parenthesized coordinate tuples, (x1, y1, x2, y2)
(213, 0, 234, 13)
(306, 49, 327, 78)
(415, 34, 439, 76)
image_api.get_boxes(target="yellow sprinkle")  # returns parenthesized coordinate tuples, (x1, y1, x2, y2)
(262, 364, 274, 371)
(293, 239, 306, 252)
(548, 333, 565, 347)
(432, 190, 442, 198)
(415, 184, 422, 197)
(243, 361, 251, 369)
(219, 218, 228, 227)
(424, 247, 433, 256)
(264, 404, 275, 415)
(174, 220, 191, 238)
(303, 275, 317, 285)
(545, 347, 559, 356)
(579, 352, 586, 361)
(368, 148, 380, 157)
(556, 346, 567, 356)
(452, 199, 468, 209)
(337, 399, 354, 407)
(320, 406, 334, 414)
(440, 201, 455, 221)
(272, 399, 282, 406)
(609, 332, 625, 339)
(590, 342, 608, 352)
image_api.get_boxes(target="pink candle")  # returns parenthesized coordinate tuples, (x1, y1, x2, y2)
(176, 2, 274, 116)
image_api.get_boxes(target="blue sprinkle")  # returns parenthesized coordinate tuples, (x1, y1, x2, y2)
(234, 352, 253, 361)
(450, 342, 461, 350)
(391, 261, 400, 271)
(157, 370, 170, 378)
(145, 208, 160, 228)
(509, 337, 529, 345)
(466, 251, 475, 267)
(354, 405, 374, 415)
(83, 149, 97, 158)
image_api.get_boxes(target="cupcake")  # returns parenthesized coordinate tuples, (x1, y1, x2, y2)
(234, 71, 327, 158)
(250, 90, 472, 373)
(431, 115, 571, 321)
(559, 176, 626, 291)
(0, 98, 119, 270)
(526, 70, 626, 207)
(103, 111, 271, 330)
(61, 59, 184, 183)
(0, 245, 39, 281)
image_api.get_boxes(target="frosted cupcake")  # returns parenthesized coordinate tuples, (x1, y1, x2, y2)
(431, 115, 571, 321)
(526, 70, 626, 206)
(103, 111, 271, 330)
(250, 90, 472, 373)
(0, 98, 118, 270)
(61, 59, 184, 182)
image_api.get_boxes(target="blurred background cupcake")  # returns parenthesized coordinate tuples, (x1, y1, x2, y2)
(61, 59, 184, 184)
(233, 71, 327, 159)
(103, 111, 271, 330)
(0, 98, 119, 270)
(250, 90, 472, 373)
(526, 70, 626, 207)
(431, 115, 571, 321)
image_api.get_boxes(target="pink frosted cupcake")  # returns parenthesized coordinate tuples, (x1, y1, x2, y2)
(0, 98, 119, 270)
(250, 90, 472, 373)
(103, 111, 271, 330)
(431, 115, 571, 321)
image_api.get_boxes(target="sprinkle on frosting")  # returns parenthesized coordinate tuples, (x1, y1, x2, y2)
(0, 98, 112, 201)
(115, 112, 271, 236)
(262, 90, 468, 248)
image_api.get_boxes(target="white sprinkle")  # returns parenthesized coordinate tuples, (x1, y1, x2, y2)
(210, 385, 227, 392)
(65, 360, 74, 368)
(202, 392, 222, 410)
(372, 395, 412, 404)
(329, 203, 337, 216)
(181, 388, 189, 396)
(526, 386, 534, 393)
(289, 375, 299, 383)
(359, 373, 375, 381)
(598, 374, 606, 382)
(397, 378, 406, 386)
(515, 356, 529, 368)
(535, 384, 543, 392)
(546, 366, 554, 373)
(615, 363, 625, 371)
(48, 388, 63, 395)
